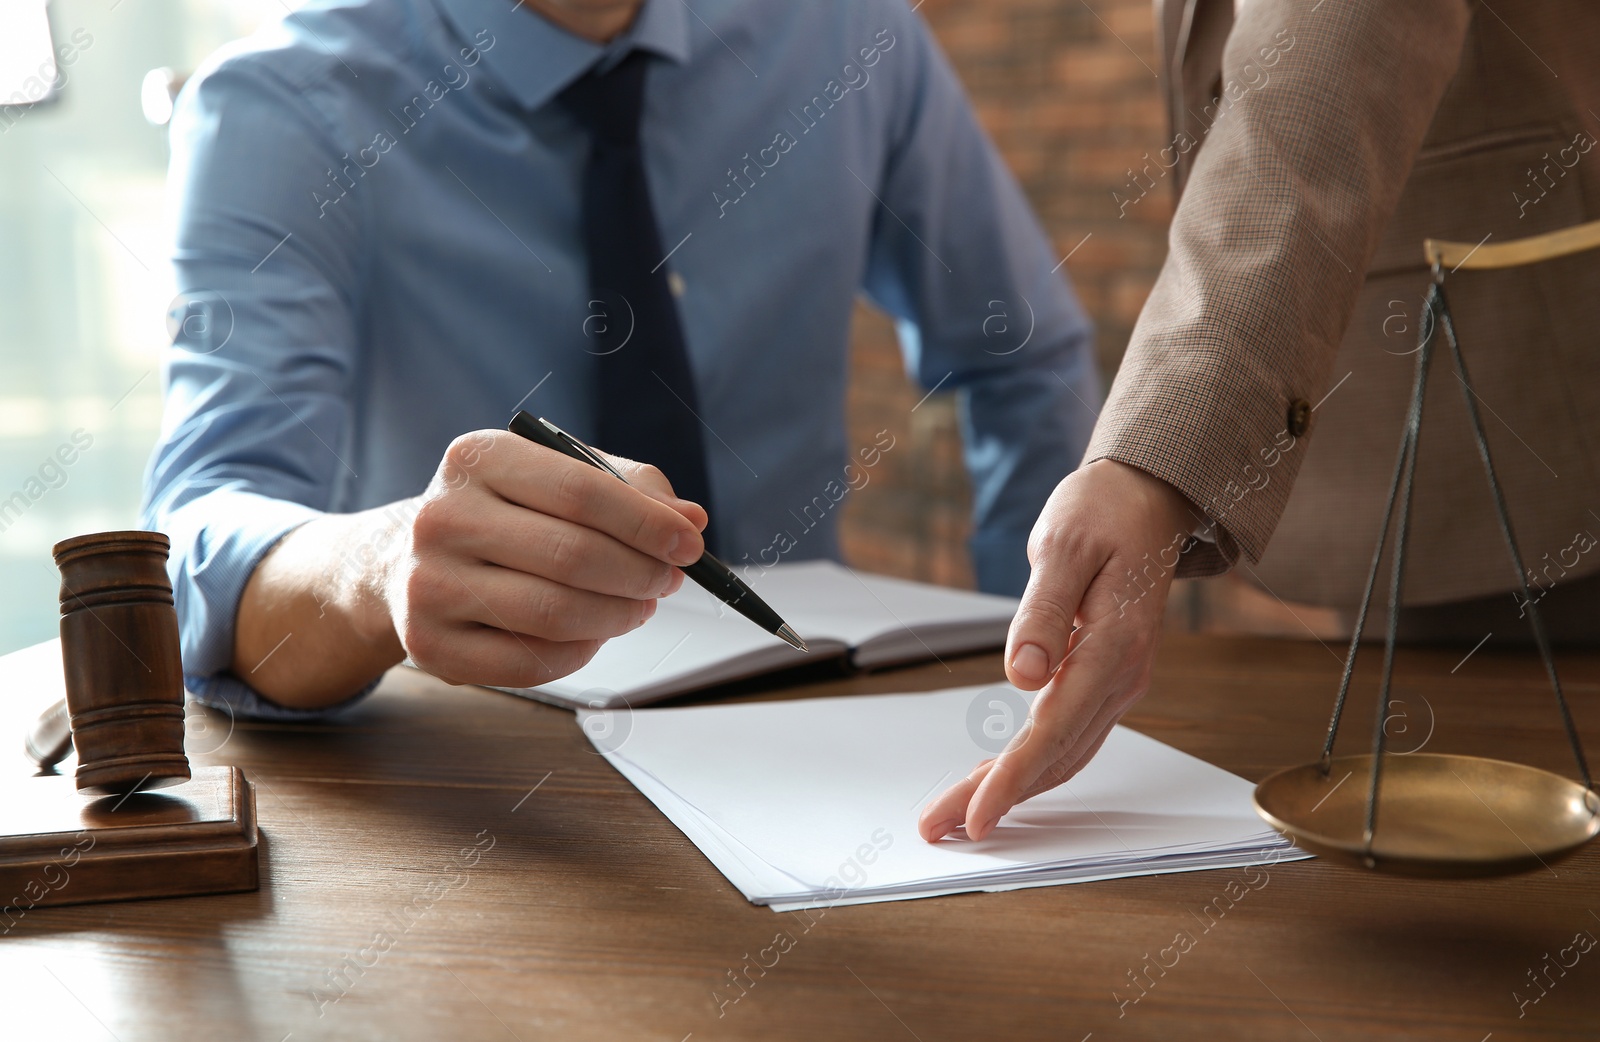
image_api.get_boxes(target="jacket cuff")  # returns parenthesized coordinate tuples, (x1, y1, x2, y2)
(1081, 449, 1248, 580)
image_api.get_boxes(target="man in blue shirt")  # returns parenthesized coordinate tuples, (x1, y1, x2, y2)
(142, 0, 1098, 715)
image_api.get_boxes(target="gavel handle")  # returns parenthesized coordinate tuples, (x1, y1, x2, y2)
(25, 699, 73, 770)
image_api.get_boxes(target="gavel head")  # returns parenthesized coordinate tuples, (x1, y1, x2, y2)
(53, 531, 191, 795)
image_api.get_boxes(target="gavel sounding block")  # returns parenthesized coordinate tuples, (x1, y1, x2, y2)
(0, 765, 257, 913)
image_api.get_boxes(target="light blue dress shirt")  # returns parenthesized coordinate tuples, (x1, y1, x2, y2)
(142, 0, 1099, 717)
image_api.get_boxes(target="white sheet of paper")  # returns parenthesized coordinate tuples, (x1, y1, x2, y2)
(584, 683, 1306, 907)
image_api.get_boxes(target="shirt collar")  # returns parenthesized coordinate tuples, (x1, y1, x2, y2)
(433, 0, 690, 112)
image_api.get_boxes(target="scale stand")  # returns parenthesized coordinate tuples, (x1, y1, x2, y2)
(1254, 223, 1600, 877)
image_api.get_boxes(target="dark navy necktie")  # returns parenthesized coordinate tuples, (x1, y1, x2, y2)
(559, 51, 715, 545)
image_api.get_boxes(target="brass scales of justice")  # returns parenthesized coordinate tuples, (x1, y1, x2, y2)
(1253, 220, 1600, 877)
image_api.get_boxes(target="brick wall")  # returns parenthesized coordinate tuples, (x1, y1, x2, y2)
(840, 0, 1169, 590)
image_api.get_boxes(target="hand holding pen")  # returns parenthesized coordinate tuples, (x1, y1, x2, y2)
(239, 414, 802, 707)
(383, 424, 715, 690)
(507, 413, 806, 651)
(234, 413, 764, 707)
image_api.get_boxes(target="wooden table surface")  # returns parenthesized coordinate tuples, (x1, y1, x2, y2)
(2, 633, 1598, 1041)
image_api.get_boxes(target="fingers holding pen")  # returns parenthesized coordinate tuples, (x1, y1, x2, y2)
(605, 454, 711, 534)
(443, 495, 685, 602)
(387, 430, 709, 691)
(458, 431, 706, 566)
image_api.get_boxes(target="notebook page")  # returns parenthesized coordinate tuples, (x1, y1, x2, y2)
(507, 562, 1014, 707)
(743, 561, 1017, 660)
(506, 580, 833, 708)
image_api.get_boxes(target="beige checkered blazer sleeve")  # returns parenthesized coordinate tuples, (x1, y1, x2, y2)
(1086, 0, 1473, 576)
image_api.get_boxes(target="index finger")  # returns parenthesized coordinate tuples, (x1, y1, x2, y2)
(604, 454, 711, 535)
(918, 759, 995, 842)
(477, 434, 705, 566)
(964, 627, 1104, 840)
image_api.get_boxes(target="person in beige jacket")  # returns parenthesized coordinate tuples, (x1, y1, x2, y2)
(921, 0, 1600, 841)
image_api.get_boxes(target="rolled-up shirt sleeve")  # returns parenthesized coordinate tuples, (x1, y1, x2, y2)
(140, 47, 371, 719)
(861, 9, 1100, 596)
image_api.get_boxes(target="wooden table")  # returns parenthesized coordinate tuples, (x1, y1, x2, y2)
(2, 633, 1598, 1041)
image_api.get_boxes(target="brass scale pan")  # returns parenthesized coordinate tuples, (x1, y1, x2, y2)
(1254, 223, 1600, 876)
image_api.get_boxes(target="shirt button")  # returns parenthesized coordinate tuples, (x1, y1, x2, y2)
(668, 272, 686, 298)
(1287, 398, 1312, 437)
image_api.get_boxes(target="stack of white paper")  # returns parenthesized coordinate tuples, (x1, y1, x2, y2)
(582, 684, 1308, 909)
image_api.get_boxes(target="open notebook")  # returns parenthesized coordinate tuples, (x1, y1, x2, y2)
(500, 561, 1019, 709)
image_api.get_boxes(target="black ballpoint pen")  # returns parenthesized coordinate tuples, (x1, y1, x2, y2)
(507, 411, 808, 653)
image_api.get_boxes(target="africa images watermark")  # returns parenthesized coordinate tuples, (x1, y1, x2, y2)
(712, 27, 898, 220)
(1514, 129, 1595, 219)
(1113, 28, 1295, 219)
(1512, 918, 1597, 1019)
(310, 428, 494, 618)
(308, 829, 497, 1017)
(1513, 522, 1598, 619)
(0, 428, 95, 537)
(1111, 839, 1291, 1019)
(0, 831, 95, 935)
(711, 827, 895, 1019)
(730, 428, 897, 581)
(313, 28, 497, 219)
(0, 26, 94, 134)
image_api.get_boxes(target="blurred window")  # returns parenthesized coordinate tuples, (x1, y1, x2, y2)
(0, 0, 298, 654)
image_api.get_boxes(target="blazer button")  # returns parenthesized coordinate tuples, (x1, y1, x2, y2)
(1287, 398, 1312, 437)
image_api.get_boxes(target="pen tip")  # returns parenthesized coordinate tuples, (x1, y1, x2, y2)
(777, 625, 808, 653)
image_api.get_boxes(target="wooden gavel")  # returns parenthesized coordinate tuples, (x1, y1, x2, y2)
(27, 531, 191, 793)
(8, 531, 260, 910)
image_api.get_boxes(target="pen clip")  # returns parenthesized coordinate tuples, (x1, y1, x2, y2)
(537, 417, 632, 485)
